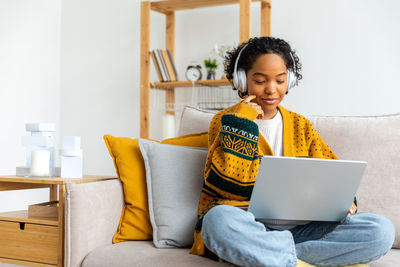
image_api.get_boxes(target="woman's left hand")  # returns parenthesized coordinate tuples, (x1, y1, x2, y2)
(348, 202, 357, 215)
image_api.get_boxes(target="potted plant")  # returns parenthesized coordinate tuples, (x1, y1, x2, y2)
(204, 58, 218, 80)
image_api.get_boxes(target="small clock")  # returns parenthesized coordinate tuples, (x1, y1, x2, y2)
(185, 65, 202, 81)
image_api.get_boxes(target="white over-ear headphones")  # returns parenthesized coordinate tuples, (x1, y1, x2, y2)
(232, 44, 298, 94)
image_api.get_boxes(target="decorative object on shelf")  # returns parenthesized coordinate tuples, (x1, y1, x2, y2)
(210, 44, 234, 79)
(196, 86, 238, 110)
(18, 123, 57, 177)
(185, 64, 202, 81)
(61, 136, 83, 179)
(30, 150, 51, 177)
(204, 58, 218, 80)
(162, 114, 175, 139)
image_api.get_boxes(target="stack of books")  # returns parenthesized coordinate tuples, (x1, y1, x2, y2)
(151, 49, 178, 82)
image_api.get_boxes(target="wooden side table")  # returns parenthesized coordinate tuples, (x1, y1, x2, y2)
(0, 175, 117, 267)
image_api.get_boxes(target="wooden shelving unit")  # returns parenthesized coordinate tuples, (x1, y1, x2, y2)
(140, 0, 271, 138)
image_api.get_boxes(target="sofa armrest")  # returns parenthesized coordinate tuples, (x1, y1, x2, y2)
(65, 179, 124, 267)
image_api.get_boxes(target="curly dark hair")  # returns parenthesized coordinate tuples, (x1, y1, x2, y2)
(224, 36, 303, 97)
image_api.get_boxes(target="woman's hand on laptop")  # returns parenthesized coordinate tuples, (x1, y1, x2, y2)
(348, 203, 357, 215)
(240, 95, 264, 119)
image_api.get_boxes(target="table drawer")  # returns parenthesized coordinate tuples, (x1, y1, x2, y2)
(0, 220, 58, 264)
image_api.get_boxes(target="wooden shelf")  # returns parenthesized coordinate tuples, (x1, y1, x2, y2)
(0, 175, 117, 185)
(151, 0, 269, 13)
(151, 79, 231, 89)
(0, 210, 58, 226)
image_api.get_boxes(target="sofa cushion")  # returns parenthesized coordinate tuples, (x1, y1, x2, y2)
(178, 106, 400, 248)
(178, 106, 216, 136)
(138, 139, 208, 248)
(104, 135, 153, 242)
(81, 241, 235, 267)
(81, 241, 398, 267)
(161, 132, 208, 147)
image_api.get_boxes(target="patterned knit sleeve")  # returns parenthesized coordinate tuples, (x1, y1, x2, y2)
(203, 108, 260, 203)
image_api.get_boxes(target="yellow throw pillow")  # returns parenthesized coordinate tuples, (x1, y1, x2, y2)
(161, 132, 208, 147)
(104, 132, 209, 243)
(104, 135, 154, 242)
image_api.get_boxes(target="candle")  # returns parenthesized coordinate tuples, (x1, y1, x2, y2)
(30, 150, 50, 177)
(162, 114, 175, 140)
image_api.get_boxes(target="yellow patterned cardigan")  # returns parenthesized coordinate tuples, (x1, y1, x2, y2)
(190, 102, 354, 257)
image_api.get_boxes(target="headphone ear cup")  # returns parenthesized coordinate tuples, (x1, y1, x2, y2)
(286, 69, 297, 92)
(233, 71, 239, 91)
(237, 69, 247, 93)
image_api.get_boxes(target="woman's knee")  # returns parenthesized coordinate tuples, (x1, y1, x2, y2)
(203, 205, 246, 232)
(202, 205, 259, 242)
(355, 213, 395, 253)
(202, 205, 240, 245)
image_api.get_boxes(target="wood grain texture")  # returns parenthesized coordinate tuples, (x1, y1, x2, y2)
(0, 182, 49, 191)
(261, 0, 271, 36)
(50, 185, 58, 201)
(140, 1, 151, 138)
(166, 12, 175, 59)
(0, 221, 58, 264)
(0, 210, 58, 226)
(0, 257, 56, 267)
(152, 79, 231, 89)
(0, 175, 117, 185)
(240, 0, 251, 43)
(151, 0, 263, 12)
(57, 185, 65, 266)
(28, 201, 58, 219)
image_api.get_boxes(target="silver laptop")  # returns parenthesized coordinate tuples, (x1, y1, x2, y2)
(248, 156, 367, 222)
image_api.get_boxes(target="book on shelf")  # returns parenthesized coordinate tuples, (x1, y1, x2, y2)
(150, 49, 178, 82)
(162, 50, 176, 81)
(153, 50, 167, 82)
(157, 49, 171, 82)
(166, 50, 179, 81)
(151, 51, 163, 82)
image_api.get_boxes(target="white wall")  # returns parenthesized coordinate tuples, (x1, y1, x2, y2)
(60, 0, 166, 175)
(175, 0, 400, 116)
(0, 0, 61, 212)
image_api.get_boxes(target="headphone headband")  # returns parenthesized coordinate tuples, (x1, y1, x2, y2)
(233, 44, 248, 79)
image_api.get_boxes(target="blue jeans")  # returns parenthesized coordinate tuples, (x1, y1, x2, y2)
(201, 205, 395, 267)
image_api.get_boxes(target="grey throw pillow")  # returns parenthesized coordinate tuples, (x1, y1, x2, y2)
(177, 106, 216, 136)
(138, 139, 208, 248)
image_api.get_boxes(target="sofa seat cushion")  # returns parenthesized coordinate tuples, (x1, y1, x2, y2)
(81, 241, 234, 267)
(81, 242, 398, 267)
(370, 248, 400, 267)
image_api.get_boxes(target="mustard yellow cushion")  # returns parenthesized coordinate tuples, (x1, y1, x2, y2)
(104, 135, 154, 242)
(297, 259, 368, 267)
(161, 132, 208, 147)
(104, 132, 209, 243)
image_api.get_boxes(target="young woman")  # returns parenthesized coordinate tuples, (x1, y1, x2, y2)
(190, 37, 395, 267)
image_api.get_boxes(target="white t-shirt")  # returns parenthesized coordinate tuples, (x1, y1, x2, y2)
(254, 110, 283, 157)
(254, 110, 310, 230)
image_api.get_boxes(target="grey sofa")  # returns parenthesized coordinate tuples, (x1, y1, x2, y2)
(64, 110, 400, 267)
